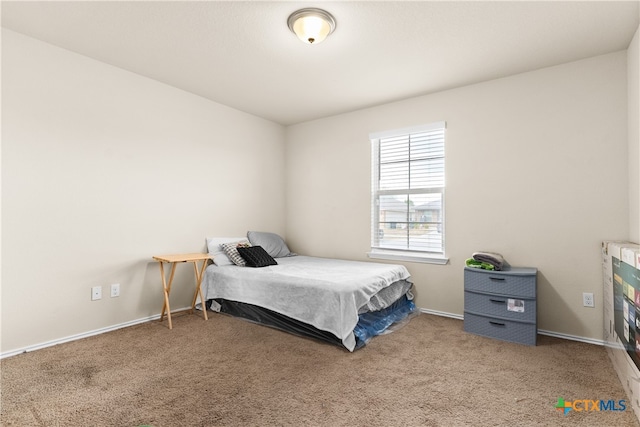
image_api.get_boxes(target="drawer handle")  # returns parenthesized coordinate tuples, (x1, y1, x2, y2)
(489, 298, 506, 304)
(489, 277, 506, 281)
(489, 321, 506, 327)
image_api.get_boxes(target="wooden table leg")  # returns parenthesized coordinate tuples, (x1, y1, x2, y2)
(190, 259, 209, 320)
(159, 261, 177, 330)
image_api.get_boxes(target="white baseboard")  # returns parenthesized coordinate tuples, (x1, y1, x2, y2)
(0, 307, 191, 360)
(536, 329, 605, 346)
(2, 306, 605, 359)
(419, 308, 605, 346)
(420, 307, 464, 320)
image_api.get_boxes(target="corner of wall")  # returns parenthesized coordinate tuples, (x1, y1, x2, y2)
(629, 23, 640, 243)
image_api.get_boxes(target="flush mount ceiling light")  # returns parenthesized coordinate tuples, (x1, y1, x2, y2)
(287, 8, 336, 45)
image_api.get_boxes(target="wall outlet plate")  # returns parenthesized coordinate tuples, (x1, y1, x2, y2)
(583, 292, 594, 308)
(91, 286, 102, 301)
(110, 283, 120, 298)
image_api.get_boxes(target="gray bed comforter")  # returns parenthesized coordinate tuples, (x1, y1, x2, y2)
(201, 256, 412, 351)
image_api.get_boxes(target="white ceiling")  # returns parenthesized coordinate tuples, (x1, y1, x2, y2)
(2, 1, 639, 126)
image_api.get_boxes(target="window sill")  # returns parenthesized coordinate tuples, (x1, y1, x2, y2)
(367, 250, 449, 265)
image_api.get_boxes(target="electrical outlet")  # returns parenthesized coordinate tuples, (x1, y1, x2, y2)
(110, 283, 120, 298)
(91, 286, 102, 301)
(583, 292, 594, 308)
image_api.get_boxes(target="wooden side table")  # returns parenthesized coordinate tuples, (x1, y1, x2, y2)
(152, 253, 211, 329)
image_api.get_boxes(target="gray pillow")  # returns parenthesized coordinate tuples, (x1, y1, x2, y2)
(246, 231, 295, 258)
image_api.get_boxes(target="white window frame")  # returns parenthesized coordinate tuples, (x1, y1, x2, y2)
(368, 121, 448, 265)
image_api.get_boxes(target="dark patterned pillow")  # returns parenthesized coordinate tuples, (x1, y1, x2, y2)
(237, 245, 278, 268)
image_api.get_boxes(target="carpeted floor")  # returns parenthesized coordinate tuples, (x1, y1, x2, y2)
(1, 311, 639, 426)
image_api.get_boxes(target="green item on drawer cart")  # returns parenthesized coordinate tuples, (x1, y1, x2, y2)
(465, 258, 495, 270)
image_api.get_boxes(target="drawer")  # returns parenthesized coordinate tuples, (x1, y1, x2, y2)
(464, 312, 537, 346)
(464, 291, 536, 323)
(464, 268, 536, 298)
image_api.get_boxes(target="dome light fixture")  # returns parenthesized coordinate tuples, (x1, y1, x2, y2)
(287, 8, 336, 45)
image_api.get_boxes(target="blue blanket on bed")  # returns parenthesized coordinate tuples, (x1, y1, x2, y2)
(353, 295, 416, 348)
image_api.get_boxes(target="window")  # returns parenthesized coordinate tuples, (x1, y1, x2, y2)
(369, 121, 447, 264)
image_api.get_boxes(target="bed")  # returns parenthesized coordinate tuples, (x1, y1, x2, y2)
(201, 232, 417, 351)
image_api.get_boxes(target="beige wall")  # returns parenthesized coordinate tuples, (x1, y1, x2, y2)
(285, 51, 629, 341)
(2, 27, 636, 354)
(629, 24, 640, 244)
(1, 30, 286, 353)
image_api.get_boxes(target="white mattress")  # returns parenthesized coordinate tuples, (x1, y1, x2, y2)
(201, 256, 412, 351)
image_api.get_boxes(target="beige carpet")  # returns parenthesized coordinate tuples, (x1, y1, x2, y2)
(1, 311, 639, 427)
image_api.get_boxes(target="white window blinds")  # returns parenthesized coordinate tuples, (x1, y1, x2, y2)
(370, 121, 446, 256)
